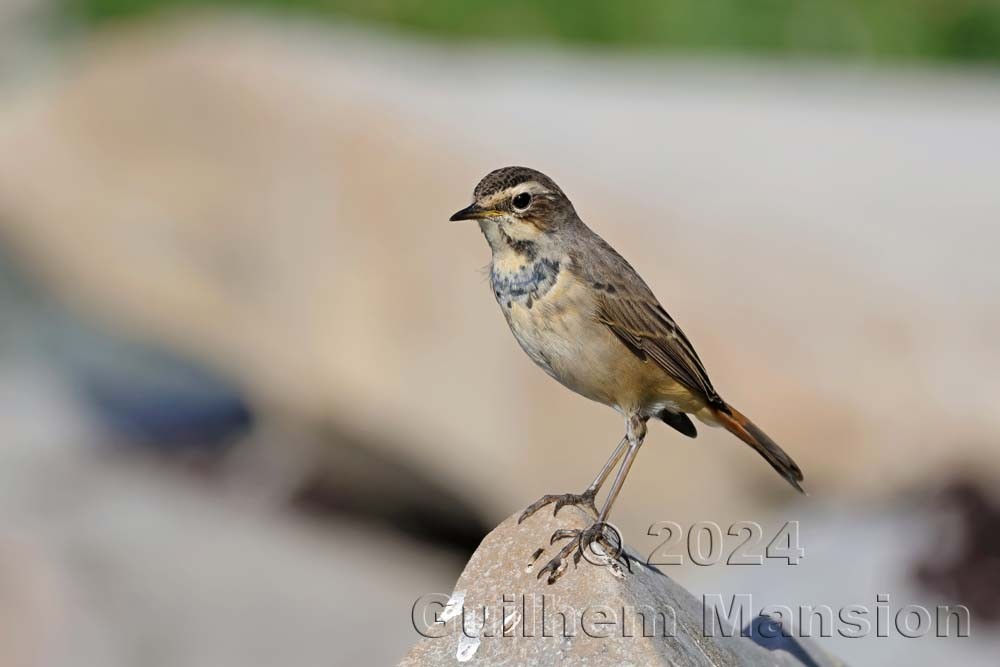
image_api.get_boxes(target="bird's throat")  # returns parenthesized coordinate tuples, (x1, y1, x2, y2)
(490, 253, 561, 309)
(479, 219, 538, 260)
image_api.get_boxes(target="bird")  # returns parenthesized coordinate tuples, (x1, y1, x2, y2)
(449, 166, 804, 583)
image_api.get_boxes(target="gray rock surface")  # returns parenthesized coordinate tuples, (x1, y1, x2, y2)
(401, 509, 844, 666)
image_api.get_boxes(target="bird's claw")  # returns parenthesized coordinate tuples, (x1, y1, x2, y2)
(518, 491, 598, 524)
(549, 528, 579, 544)
(533, 524, 603, 584)
(528, 522, 631, 584)
(534, 539, 574, 584)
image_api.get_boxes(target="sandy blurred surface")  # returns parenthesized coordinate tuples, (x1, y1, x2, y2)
(2, 16, 998, 519)
(0, 13, 998, 665)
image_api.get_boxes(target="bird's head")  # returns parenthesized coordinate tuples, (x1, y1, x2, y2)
(449, 166, 577, 251)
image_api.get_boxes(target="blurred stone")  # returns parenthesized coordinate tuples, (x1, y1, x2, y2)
(1, 13, 999, 542)
(401, 508, 843, 666)
(0, 369, 463, 667)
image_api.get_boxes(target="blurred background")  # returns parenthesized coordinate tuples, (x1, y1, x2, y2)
(1, 1, 999, 665)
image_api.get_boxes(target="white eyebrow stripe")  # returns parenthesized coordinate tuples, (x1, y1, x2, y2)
(481, 181, 550, 208)
(514, 181, 550, 195)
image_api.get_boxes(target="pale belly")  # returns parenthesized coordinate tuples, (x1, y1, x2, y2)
(496, 266, 700, 416)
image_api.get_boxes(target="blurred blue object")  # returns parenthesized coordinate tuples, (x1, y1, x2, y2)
(744, 615, 821, 667)
(0, 240, 253, 452)
(66, 335, 254, 451)
(45, 311, 254, 451)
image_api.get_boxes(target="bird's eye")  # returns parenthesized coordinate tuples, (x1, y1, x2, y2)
(512, 192, 532, 210)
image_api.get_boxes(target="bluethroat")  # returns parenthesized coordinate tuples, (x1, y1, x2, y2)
(450, 167, 804, 583)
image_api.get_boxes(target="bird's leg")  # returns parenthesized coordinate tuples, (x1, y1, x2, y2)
(535, 416, 647, 584)
(518, 435, 628, 524)
(595, 415, 647, 524)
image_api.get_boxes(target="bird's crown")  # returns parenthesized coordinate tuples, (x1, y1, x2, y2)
(473, 166, 564, 201)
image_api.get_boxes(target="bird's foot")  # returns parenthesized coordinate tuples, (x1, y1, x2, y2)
(518, 490, 598, 524)
(531, 521, 630, 585)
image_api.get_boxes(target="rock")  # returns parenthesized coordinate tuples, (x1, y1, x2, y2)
(401, 508, 844, 666)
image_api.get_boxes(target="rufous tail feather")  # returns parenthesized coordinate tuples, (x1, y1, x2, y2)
(711, 403, 805, 494)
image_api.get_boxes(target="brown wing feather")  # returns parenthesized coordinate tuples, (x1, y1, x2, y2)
(570, 226, 724, 407)
(596, 292, 722, 405)
(569, 227, 802, 490)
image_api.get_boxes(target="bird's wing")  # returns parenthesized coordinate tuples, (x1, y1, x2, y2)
(595, 289, 722, 405)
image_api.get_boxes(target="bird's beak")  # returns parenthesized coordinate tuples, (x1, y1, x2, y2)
(449, 202, 495, 222)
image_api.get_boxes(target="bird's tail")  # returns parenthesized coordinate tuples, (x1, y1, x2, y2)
(709, 402, 805, 494)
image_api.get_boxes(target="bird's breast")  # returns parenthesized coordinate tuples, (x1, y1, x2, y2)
(491, 257, 615, 404)
(491, 254, 567, 371)
(490, 255, 691, 414)
(490, 255, 560, 309)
